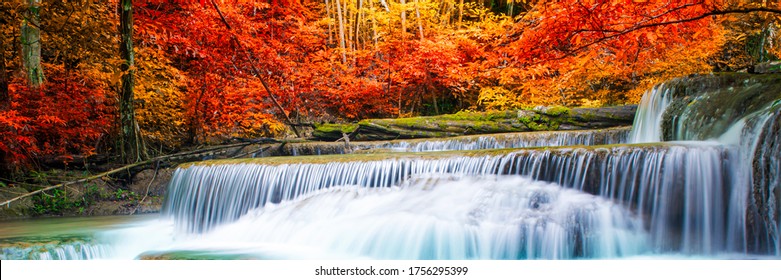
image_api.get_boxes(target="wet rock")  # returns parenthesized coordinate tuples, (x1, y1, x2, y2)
(749, 61, 781, 74)
(128, 168, 173, 197)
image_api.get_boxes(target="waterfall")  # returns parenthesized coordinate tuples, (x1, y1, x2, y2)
(754, 113, 781, 255)
(0, 239, 112, 260)
(368, 127, 630, 152)
(276, 127, 630, 156)
(627, 74, 781, 255)
(628, 84, 672, 143)
(163, 143, 733, 254)
(509, 143, 732, 253)
(163, 156, 519, 233)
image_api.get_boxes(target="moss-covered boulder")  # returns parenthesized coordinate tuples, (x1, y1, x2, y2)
(313, 105, 636, 141)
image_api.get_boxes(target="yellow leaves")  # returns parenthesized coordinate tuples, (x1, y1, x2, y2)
(134, 46, 188, 148)
(477, 86, 517, 110)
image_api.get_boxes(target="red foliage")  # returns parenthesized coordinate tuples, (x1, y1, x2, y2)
(0, 68, 114, 172)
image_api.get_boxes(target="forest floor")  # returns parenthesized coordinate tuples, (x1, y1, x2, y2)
(0, 167, 172, 220)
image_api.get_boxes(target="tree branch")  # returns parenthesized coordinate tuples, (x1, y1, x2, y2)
(552, 6, 781, 62)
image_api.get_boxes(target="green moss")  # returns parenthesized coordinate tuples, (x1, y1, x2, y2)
(543, 105, 571, 117)
(314, 123, 358, 134)
(313, 123, 359, 141)
(518, 112, 561, 131)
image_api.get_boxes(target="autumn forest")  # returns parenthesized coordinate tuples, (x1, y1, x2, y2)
(1, 0, 780, 175)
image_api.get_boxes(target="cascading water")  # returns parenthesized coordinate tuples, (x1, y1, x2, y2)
(628, 83, 672, 143)
(176, 176, 648, 259)
(752, 112, 781, 255)
(162, 143, 733, 255)
(163, 155, 517, 233)
(366, 127, 630, 152)
(626, 74, 781, 255)
(0, 238, 111, 260)
(278, 127, 629, 156)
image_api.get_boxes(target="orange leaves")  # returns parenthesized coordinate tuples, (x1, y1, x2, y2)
(2, 0, 776, 173)
(491, 0, 726, 106)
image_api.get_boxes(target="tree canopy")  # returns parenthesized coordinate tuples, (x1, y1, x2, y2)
(0, 0, 779, 173)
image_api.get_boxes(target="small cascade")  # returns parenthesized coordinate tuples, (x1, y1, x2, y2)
(628, 83, 672, 143)
(748, 112, 781, 254)
(509, 143, 733, 253)
(275, 127, 630, 157)
(164, 143, 734, 254)
(191, 176, 648, 259)
(627, 73, 781, 255)
(368, 127, 630, 152)
(163, 156, 518, 232)
(0, 238, 112, 260)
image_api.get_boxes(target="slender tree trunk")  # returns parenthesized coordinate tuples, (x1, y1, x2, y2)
(354, 0, 363, 51)
(345, 0, 353, 55)
(415, 0, 424, 40)
(458, 0, 464, 27)
(370, 0, 377, 49)
(118, 0, 147, 163)
(401, 0, 407, 40)
(325, 0, 333, 46)
(21, 0, 44, 87)
(431, 88, 439, 115)
(335, 0, 347, 64)
(0, 31, 8, 108)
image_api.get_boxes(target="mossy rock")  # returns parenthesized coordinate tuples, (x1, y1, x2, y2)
(331, 106, 635, 141)
(660, 73, 781, 141)
(312, 123, 359, 141)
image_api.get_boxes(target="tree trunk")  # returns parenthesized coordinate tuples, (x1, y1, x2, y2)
(458, 0, 464, 27)
(400, 0, 407, 40)
(21, 0, 44, 87)
(335, 0, 347, 64)
(0, 30, 9, 108)
(370, 0, 377, 49)
(118, 0, 147, 163)
(354, 0, 363, 51)
(345, 0, 353, 55)
(415, 0, 424, 40)
(325, 0, 333, 46)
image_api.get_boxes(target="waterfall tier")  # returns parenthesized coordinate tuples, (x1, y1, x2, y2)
(165, 143, 735, 254)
